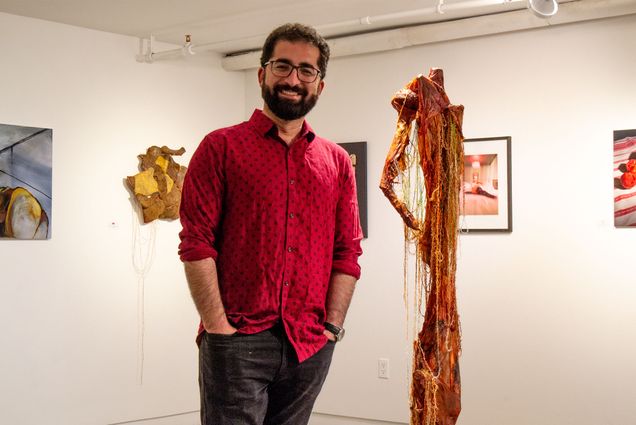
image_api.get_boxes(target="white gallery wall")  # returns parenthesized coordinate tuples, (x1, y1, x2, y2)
(0, 12, 245, 425)
(2, 8, 636, 425)
(248, 13, 636, 425)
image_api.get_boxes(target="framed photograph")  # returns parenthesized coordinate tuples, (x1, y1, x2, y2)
(613, 129, 636, 227)
(459, 136, 512, 232)
(338, 142, 368, 238)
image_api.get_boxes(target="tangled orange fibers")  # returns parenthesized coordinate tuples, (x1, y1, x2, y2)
(380, 69, 464, 425)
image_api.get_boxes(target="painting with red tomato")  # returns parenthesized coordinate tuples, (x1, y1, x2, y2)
(614, 129, 636, 227)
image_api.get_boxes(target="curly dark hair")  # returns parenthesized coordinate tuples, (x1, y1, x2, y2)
(260, 23, 330, 79)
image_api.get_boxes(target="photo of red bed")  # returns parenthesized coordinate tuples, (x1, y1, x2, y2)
(459, 136, 511, 232)
(460, 153, 499, 216)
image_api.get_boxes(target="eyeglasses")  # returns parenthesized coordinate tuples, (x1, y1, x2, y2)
(263, 60, 321, 83)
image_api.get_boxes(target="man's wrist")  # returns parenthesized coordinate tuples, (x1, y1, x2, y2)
(203, 315, 236, 334)
(324, 322, 345, 342)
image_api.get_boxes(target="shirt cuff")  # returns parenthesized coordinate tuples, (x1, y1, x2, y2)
(331, 260, 361, 280)
(178, 246, 218, 262)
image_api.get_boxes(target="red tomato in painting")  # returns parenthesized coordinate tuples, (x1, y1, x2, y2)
(627, 159, 636, 173)
(621, 172, 636, 189)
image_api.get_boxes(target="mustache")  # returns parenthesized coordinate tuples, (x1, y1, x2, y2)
(274, 84, 307, 96)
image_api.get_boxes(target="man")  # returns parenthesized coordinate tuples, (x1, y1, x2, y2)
(178, 23, 363, 425)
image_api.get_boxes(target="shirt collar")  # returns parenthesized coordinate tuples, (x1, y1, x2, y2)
(249, 109, 316, 143)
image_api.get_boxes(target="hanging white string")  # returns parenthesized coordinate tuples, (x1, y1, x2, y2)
(131, 204, 157, 385)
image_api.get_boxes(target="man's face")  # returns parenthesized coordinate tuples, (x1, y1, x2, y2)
(259, 40, 324, 121)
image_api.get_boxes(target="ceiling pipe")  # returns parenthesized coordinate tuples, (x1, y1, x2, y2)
(221, 0, 636, 71)
(136, 35, 196, 63)
(137, 0, 526, 63)
(314, 0, 525, 31)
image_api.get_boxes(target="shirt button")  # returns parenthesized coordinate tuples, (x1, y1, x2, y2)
(289, 213, 295, 219)
(290, 179, 295, 185)
(287, 246, 294, 253)
(284, 281, 290, 286)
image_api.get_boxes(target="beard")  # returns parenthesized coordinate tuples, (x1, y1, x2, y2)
(261, 82, 319, 121)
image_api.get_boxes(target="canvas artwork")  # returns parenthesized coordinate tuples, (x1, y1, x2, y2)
(0, 123, 52, 240)
(338, 142, 368, 238)
(613, 129, 636, 227)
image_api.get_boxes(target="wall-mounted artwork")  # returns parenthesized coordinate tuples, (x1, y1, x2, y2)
(460, 136, 512, 232)
(613, 129, 636, 227)
(126, 146, 187, 224)
(0, 124, 52, 240)
(338, 142, 367, 238)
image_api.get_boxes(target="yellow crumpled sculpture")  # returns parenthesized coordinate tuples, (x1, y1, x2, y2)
(126, 146, 187, 223)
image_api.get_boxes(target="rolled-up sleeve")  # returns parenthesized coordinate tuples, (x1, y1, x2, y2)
(178, 133, 225, 262)
(331, 152, 363, 279)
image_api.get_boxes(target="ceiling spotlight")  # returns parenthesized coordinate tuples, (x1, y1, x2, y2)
(527, 0, 559, 18)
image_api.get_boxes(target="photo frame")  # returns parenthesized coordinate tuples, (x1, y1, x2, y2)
(460, 136, 512, 232)
(338, 142, 368, 238)
(613, 128, 636, 227)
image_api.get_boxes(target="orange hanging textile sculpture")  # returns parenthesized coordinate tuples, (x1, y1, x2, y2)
(380, 68, 464, 425)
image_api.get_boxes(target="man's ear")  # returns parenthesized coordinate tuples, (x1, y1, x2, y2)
(317, 79, 325, 95)
(258, 67, 265, 85)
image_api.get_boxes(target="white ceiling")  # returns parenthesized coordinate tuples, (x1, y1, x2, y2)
(3, 0, 635, 66)
(0, 0, 536, 54)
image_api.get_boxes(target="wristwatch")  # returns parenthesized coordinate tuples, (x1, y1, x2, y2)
(324, 322, 345, 342)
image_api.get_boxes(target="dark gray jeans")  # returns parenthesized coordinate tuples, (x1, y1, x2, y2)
(199, 323, 335, 425)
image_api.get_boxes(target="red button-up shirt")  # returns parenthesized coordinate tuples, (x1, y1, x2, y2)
(178, 109, 363, 362)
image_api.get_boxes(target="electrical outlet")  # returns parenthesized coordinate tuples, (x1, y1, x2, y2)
(378, 358, 390, 379)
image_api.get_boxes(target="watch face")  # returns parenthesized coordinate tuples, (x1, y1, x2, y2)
(325, 322, 344, 342)
(336, 327, 345, 341)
